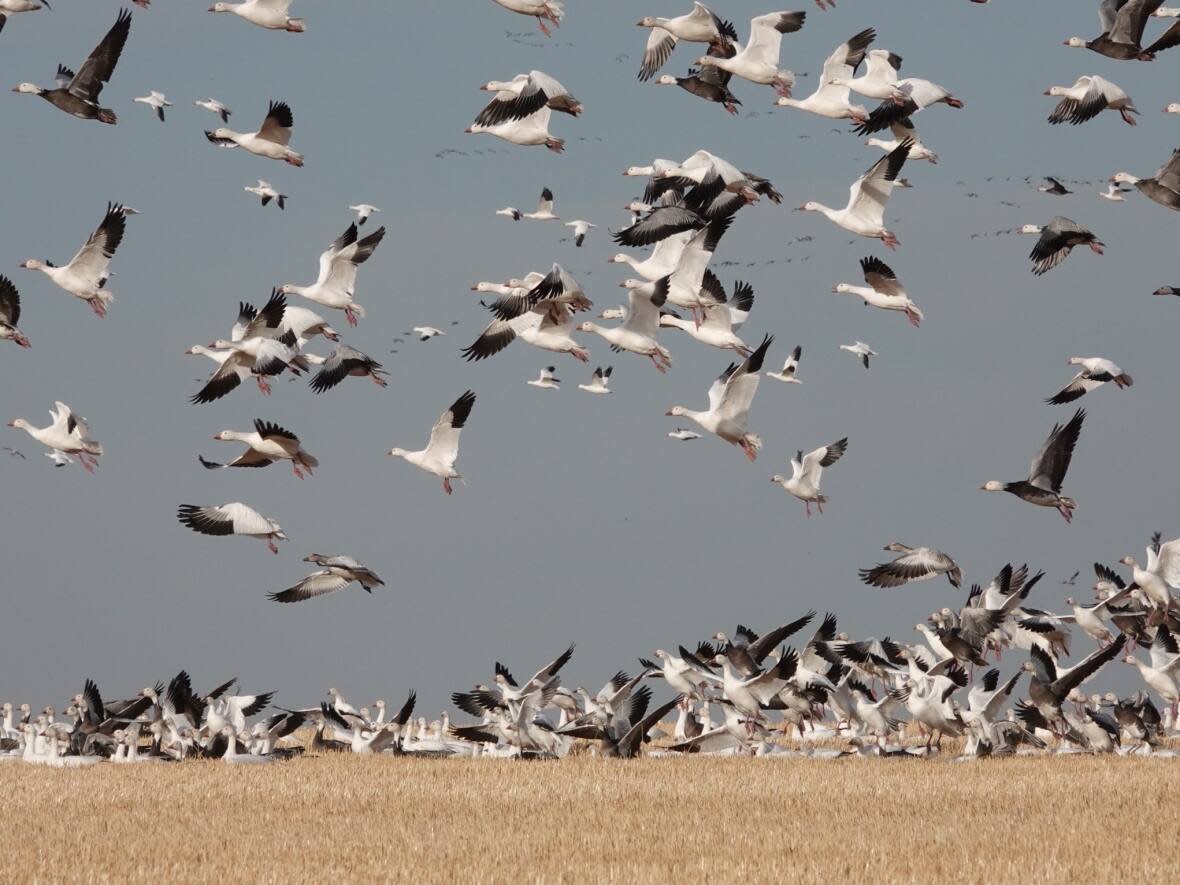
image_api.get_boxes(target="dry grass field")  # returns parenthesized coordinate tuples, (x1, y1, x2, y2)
(4, 754, 1180, 883)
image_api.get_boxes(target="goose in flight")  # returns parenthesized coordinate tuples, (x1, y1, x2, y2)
(244, 180, 286, 209)
(578, 277, 671, 373)
(833, 257, 924, 326)
(828, 44, 901, 100)
(348, 204, 379, 226)
(653, 44, 742, 115)
(797, 140, 912, 248)
(666, 334, 773, 461)
(863, 117, 937, 164)
(1038, 176, 1071, 196)
(465, 105, 564, 153)
(859, 543, 963, 588)
(1046, 357, 1133, 404)
(279, 222, 386, 326)
(774, 27, 873, 121)
(1155, 285, 1180, 295)
(1064, 0, 1180, 60)
(413, 326, 445, 341)
(767, 345, 801, 383)
(6, 401, 103, 473)
(205, 101, 304, 166)
(190, 330, 303, 403)
(208, 0, 305, 32)
(659, 276, 753, 354)
(494, 0, 564, 36)
(199, 419, 318, 479)
(0, 276, 30, 349)
(1045, 76, 1138, 126)
(464, 301, 589, 363)
(0, 1, 46, 35)
(695, 11, 806, 96)
(565, 220, 595, 246)
(853, 78, 964, 135)
(1120, 533, 1180, 614)
(269, 555, 384, 604)
(521, 188, 558, 221)
(387, 391, 476, 495)
(669, 428, 701, 440)
(133, 90, 171, 122)
(578, 365, 612, 394)
(1109, 147, 1180, 210)
(307, 347, 388, 393)
(1099, 182, 1130, 201)
(1022, 637, 1126, 729)
(981, 408, 1085, 522)
(1019, 217, 1104, 275)
(20, 202, 130, 318)
(636, 2, 738, 81)
(475, 71, 582, 125)
(839, 341, 876, 369)
(195, 97, 231, 123)
(11, 9, 131, 124)
(527, 366, 561, 389)
(772, 437, 848, 516)
(177, 503, 287, 554)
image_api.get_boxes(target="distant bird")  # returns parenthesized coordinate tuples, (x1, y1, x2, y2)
(0, 0, 46, 35)
(1019, 217, 1104, 275)
(1038, 177, 1072, 196)
(1099, 182, 1129, 201)
(767, 346, 802, 383)
(177, 503, 287, 554)
(195, 97, 231, 123)
(387, 391, 476, 495)
(669, 428, 701, 441)
(859, 543, 963, 589)
(565, 220, 596, 246)
(636, 2, 738, 81)
(527, 366, 561, 390)
(772, 438, 848, 516)
(798, 139, 912, 248)
(981, 409, 1085, 522)
(493, 0, 564, 36)
(349, 204, 380, 225)
(833, 257, 924, 327)
(20, 202, 130, 318)
(2, 446, 25, 459)
(695, 11, 806, 96)
(476, 71, 582, 122)
(280, 223, 386, 326)
(12, 9, 131, 124)
(205, 100, 304, 167)
(244, 180, 286, 209)
(208, 0, 305, 32)
(495, 207, 522, 221)
(1046, 75, 1138, 126)
(1061, 570, 1080, 586)
(306, 347, 388, 393)
(1046, 357, 1133, 404)
(578, 365, 612, 394)
(413, 326, 445, 341)
(269, 555, 384, 604)
(199, 419, 319, 479)
(6, 401, 103, 473)
(133, 90, 171, 122)
(1063, 0, 1180, 60)
(1109, 147, 1180, 210)
(0, 276, 30, 349)
(840, 341, 877, 369)
(45, 450, 72, 468)
(863, 118, 938, 164)
(522, 188, 558, 221)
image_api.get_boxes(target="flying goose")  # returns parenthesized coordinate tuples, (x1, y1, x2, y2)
(208, 0, 305, 32)
(306, 346, 387, 393)
(1099, 182, 1130, 201)
(133, 90, 170, 122)
(244, 180, 286, 209)
(494, 0, 564, 36)
(666, 334, 773, 461)
(1045, 76, 1138, 125)
(578, 365, 612, 394)
(388, 391, 476, 495)
(0, 276, 29, 348)
(465, 105, 564, 153)
(695, 11, 806, 96)
(475, 71, 582, 125)
(463, 301, 589, 363)
(199, 419, 318, 478)
(194, 97, 231, 123)
(190, 331, 303, 403)
(177, 502, 287, 554)
(1038, 176, 1072, 195)
(1023, 637, 1126, 729)
(797, 140, 912, 248)
(20, 203, 130, 318)
(1064, 0, 1180, 59)
(564, 220, 595, 246)
(653, 43, 742, 115)
(6, 401, 102, 473)
(669, 428, 701, 440)
(348, 204, 379, 226)
(577, 277, 671, 373)
(1110, 147, 1180, 210)
(659, 276, 752, 354)
(828, 45, 901, 100)
(11, 9, 131, 124)
(413, 326, 445, 341)
(1154, 286, 1180, 295)
(521, 188, 558, 221)
(767, 345, 801, 383)
(1046, 357, 1133, 404)
(527, 366, 561, 389)
(206, 101, 304, 166)
(637, 2, 738, 81)
(839, 341, 876, 369)
(609, 230, 693, 281)
(774, 27, 873, 121)
(269, 555, 384, 603)
(771, 437, 848, 515)
(279, 223, 386, 326)
(1019, 217, 1104, 274)
(853, 78, 964, 135)
(833, 257, 924, 326)
(860, 543, 963, 588)
(1120, 533, 1180, 614)
(0, 0, 45, 35)
(863, 117, 937, 163)
(981, 408, 1085, 522)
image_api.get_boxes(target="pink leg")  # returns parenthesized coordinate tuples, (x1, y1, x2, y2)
(816, 499, 824, 514)
(537, 16, 551, 35)
(80, 455, 96, 475)
(725, 103, 739, 116)
(1121, 109, 1137, 126)
(371, 374, 388, 387)
(345, 308, 358, 327)
(443, 477, 453, 495)
(1089, 242, 1105, 255)
(293, 464, 305, 480)
(267, 539, 279, 554)
(906, 309, 921, 328)
(256, 377, 271, 396)
(881, 233, 899, 250)
(89, 299, 106, 318)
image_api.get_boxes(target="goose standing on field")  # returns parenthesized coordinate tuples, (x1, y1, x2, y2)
(578, 277, 671, 373)
(208, 0, 305, 32)
(475, 71, 582, 124)
(696, 11, 806, 97)
(774, 27, 873, 121)
(853, 78, 964, 135)
(636, 2, 738, 81)
(0, 1, 45, 35)
(1046, 357, 1133, 404)
(349, 204, 379, 226)
(797, 140, 912, 248)
(522, 188, 558, 220)
(1020, 217, 1104, 275)
(244, 180, 286, 209)
(527, 366, 561, 389)
(177, 502, 287, 554)
(565, 220, 595, 246)
(1039, 177, 1072, 196)
(20, 203, 129, 318)
(772, 437, 848, 516)
(1063, 0, 1180, 60)
(833, 257, 924, 326)
(388, 391, 476, 495)
(767, 346, 801, 382)
(11, 10, 131, 125)
(279, 222, 386, 326)
(0, 277, 30, 349)
(133, 90, 170, 121)
(669, 428, 701, 440)
(494, 0, 564, 36)
(6, 402, 103, 473)
(307, 347, 388, 393)
(1045, 76, 1138, 125)
(269, 555, 384, 603)
(981, 408, 1085, 522)
(465, 106, 564, 153)
(1110, 148, 1180, 210)
(860, 543, 963, 588)
(578, 365, 612, 394)
(199, 419, 318, 479)
(195, 97, 231, 123)
(205, 101, 304, 166)
(839, 341, 876, 369)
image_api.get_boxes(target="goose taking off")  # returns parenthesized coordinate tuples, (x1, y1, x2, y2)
(797, 139, 912, 248)
(11, 9, 131, 124)
(1046, 357, 1133, 404)
(20, 203, 130, 318)
(1046, 76, 1138, 125)
(494, 0, 564, 36)
(208, 0, 305, 32)
(199, 419, 318, 479)
(636, 2, 738, 81)
(269, 555, 384, 603)
(0, 276, 30, 349)
(387, 391, 476, 495)
(833, 257, 924, 327)
(1109, 147, 1180, 210)
(981, 409, 1085, 522)
(279, 222, 386, 326)
(767, 345, 801, 382)
(6, 402, 103, 473)
(0, 1, 45, 35)
(205, 101, 304, 166)
(695, 11, 806, 97)
(578, 365, 612, 394)
(859, 543, 963, 588)
(133, 90, 171, 122)
(1120, 533, 1180, 614)
(774, 27, 873, 121)
(527, 366, 561, 389)
(839, 341, 876, 369)
(1019, 217, 1104, 275)
(177, 503, 287, 554)
(195, 97, 231, 123)
(666, 334, 773, 461)
(565, 220, 595, 246)
(772, 437, 848, 516)
(1064, 0, 1180, 60)
(244, 180, 286, 209)
(476, 71, 582, 124)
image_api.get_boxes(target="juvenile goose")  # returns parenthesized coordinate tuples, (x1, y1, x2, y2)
(269, 555, 384, 604)
(6, 402, 102, 473)
(636, 2, 738, 81)
(766, 345, 802, 383)
(578, 366, 612, 394)
(1019, 217, 1104, 275)
(387, 391, 476, 495)
(0, 276, 30, 349)
(653, 47, 742, 115)
(527, 366, 561, 390)
(195, 97, 231, 123)
(860, 543, 963, 588)
(1045, 357, 1133, 404)
(774, 27, 873, 121)
(475, 71, 582, 124)
(797, 140, 912, 248)
(695, 11, 806, 96)
(494, 0, 564, 36)
(833, 257, 923, 327)
(20, 202, 129, 318)
(307, 347, 388, 393)
(1046, 76, 1138, 125)
(772, 437, 848, 516)
(206, 101, 304, 166)
(1109, 147, 1180, 210)
(839, 341, 876, 369)
(208, 0, 305, 32)
(199, 419, 318, 479)
(244, 180, 286, 209)
(981, 409, 1085, 522)
(133, 90, 171, 122)
(279, 223, 386, 326)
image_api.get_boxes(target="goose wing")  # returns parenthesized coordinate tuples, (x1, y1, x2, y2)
(0, 276, 20, 327)
(801, 438, 847, 486)
(268, 570, 352, 603)
(68, 10, 131, 103)
(425, 390, 476, 462)
(67, 203, 126, 281)
(1027, 408, 1084, 492)
(860, 256, 903, 297)
(847, 140, 911, 226)
(178, 502, 272, 537)
(257, 101, 293, 145)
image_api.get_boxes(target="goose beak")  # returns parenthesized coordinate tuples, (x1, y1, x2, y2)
(1043, 89, 1053, 95)
(664, 410, 674, 416)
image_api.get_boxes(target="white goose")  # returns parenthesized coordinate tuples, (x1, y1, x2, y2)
(476, 71, 583, 122)
(522, 188, 558, 220)
(199, 419, 318, 479)
(636, 2, 736, 80)
(766, 345, 801, 383)
(527, 366, 561, 390)
(774, 27, 873, 121)
(1046, 75, 1138, 126)
(244, 180, 286, 210)
(0, 276, 30, 349)
(463, 302, 589, 363)
(771, 438, 848, 516)
(6, 401, 103, 473)
(864, 117, 937, 164)
(659, 277, 752, 354)
(133, 90, 171, 122)
(1120, 534, 1180, 613)
(279, 222, 386, 326)
(0, 0, 45, 33)
(465, 105, 564, 153)
(833, 257, 924, 327)
(578, 365, 612, 394)
(798, 140, 912, 248)
(840, 341, 877, 369)
(695, 11, 805, 96)
(830, 46, 901, 100)
(190, 331, 303, 403)
(205, 101, 304, 166)
(1045, 357, 1133, 404)
(349, 203, 380, 225)
(609, 230, 693, 281)
(854, 78, 964, 135)
(208, 0, 305, 32)
(177, 502, 287, 553)
(565, 220, 596, 246)
(494, 0, 564, 36)
(387, 391, 476, 495)
(578, 277, 671, 372)
(194, 97, 231, 123)
(20, 203, 131, 318)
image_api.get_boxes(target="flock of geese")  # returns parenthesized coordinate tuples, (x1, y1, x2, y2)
(3, 0, 1180, 761)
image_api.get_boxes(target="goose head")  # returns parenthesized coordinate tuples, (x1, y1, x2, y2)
(6, 418, 27, 430)
(212, 430, 240, 441)
(1118, 555, 1137, 568)
(636, 16, 662, 27)
(1109, 171, 1139, 186)
(575, 321, 598, 333)
(770, 474, 786, 484)
(832, 283, 854, 294)
(795, 201, 822, 213)
(980, 481, 1005, 492)
(654, 75, 679, 86)
(1062, 37, 1087, 48)
(387, 447, 409, 459)
(11, 83, 43, 96)
(18, 259, 45, 270)
(1043, 85, 1068, 96)
(207, 126, 233, 140)
(1167, 103, 1180, 114)
(209, 3, 232, 12)
(665, 405, 688, 417)
(623, 165, 654, 177)
(1154, 286, 1178, 296)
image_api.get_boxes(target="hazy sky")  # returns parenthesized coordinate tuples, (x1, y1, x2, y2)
(2, 1, 1177, 711)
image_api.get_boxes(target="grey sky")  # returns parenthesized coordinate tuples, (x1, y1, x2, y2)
(2, 1, 1176, 709)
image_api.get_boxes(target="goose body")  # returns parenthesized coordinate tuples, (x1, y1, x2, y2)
(798, 140, 912, 247)
(6, 401, 102, 472)
(565, 220, 595, 246)
(307, 346, 388, 393)
(1110, 147, 1180, 210)
(177, 502, 287, 553)
(775, 27, 873, 120)
(578, 365, 612, 394)
(244, 180, 286, 209)
(1046, 75, 1138, 126)
(205, 101, 304, 166)
(1019, 217, 1104, 274)
(476, 71, 582, 123)
(860, 543, 963, 589)
(637, 2, 737, 80)
(0, 0, 44, 34)
(466, 106, 564, 153)
(766, 345, 801, 383)
(1046, 357, 1132, 404)
(20, 203, 129, 318)
(696, 11, 805, 95)
(349, 204, 380, 225)
(200, 419, 318, 478)
(833, 257, 923, 326)
(772, 438, 848, 516)
(280, 222, 386, 325)
(579, 277, 671, 372)
(133, 90, 171, 122)
(981, 409, 1085, 522)
(388, 391, 476, 494)
(269, 554, 384, 603)
(840, 341, 876, 369)
(208, 0, 305, 32)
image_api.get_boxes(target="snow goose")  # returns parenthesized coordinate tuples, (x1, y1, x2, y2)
(860, 543, 962, 588)
(833, 257, 924, 327)
(829, 46, 901, 100)
(6, 401, 102, 473)
(0, 1, 45, 34)
(349, 204, 379, 226)
(1045, 76, 1138, 125)
(1154, 285, 1180, 295)
(839, 341, 876, 369)
(669, 428, 701, 440)
(527, 366, 561, 389)
(177, 502, 287, 553)
(695, 11, 806, 96)
(1039, 176, 1072, 196)
(636, 2, 738, 80)
(11, 10, 131, 124)
(208, 0, 305, 32)
(522, 188, 558, 220)
(578, 365, 612, 394)
(494, 0, 564, 36)
(205, 101, 304, 166)
(609, 230, 693, 280)
(1110, 147, 1180, 210)
(269, 555, 384, 603)
(797, 139, 912, 247)
(1064, 0, 1180, 59)
(307, 346, 388, 393)
(463, 301, 589, 363)
(1100, 182, 1130, 201)
(565, 220, 595, 246)
(195, 97, 231, 123)
(1022, 637, 1125, 729)
(1120, 533, 1180, 614)
(0, 276, 30, 349)
(496, 207, 522, 221)
(465, 105, 564, 153)
(864, 117, 937, 163)
(279, 222, 386, 326)
(199, 419, 318, 479)
(133, 90, 170, 122)
(1045, 357, 1132, 404)
(1019, 217, 1104, 275)
(480, 263, 592, 322)
(476, 71, 582, 124)
(665, 333, 773, 461)
(771, 437, 848, 515)
(653, 46, 742, 115)
(767, 345, 801, 382)
(578, 277, 671, 372)
(387, 391, 476, 495)
(655, 151, 781, 209)
(854, 78, 964, 135)
(413, 326, 445, 341)
(20, 202, 129, 317)
(244, 180, 286, 209)
(659, 276, 752, 354)
(190, 330, 302, 403)
(981, 408, 1085, 522)
(1065, 589, 1134, 644)
(774, 27, 873, 121)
